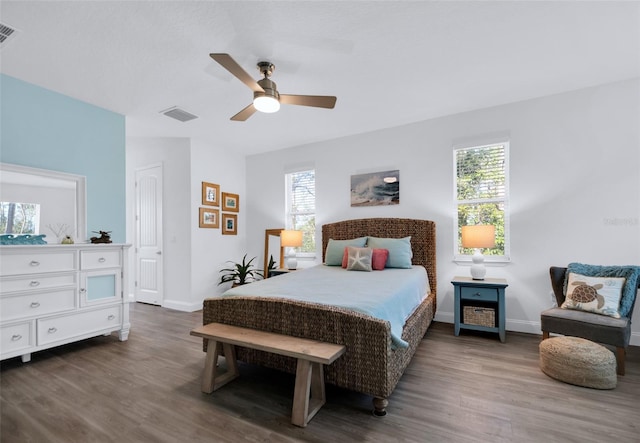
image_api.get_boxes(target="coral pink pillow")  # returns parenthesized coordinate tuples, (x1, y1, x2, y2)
(342, 247, 388, 270)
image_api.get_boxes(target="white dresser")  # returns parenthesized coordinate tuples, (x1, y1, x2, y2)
(0, 243, 131, 362)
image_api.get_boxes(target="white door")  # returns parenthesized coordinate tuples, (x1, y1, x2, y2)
(135, 164, 163, 305)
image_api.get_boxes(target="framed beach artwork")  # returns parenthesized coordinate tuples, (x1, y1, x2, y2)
(199, 207, 219, 228)
(222, 213, 237, 235)
(222, 192, 239, 212)
(201, 182, 220, 206)
(350, 170, 400, 207)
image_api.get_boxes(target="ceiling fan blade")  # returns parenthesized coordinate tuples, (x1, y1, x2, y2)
(279, 94, 337, 109)
(210, 53, 264, 93)
(230, 103, 257, 121)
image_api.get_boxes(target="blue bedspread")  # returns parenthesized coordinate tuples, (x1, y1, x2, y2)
(220, 265, 430, 348)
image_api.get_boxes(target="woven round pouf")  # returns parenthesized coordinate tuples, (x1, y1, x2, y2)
(539, 337, 617, 389)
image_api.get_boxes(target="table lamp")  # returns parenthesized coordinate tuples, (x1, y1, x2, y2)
(280, 230, 303, 270)
(461, 225, 495, 280)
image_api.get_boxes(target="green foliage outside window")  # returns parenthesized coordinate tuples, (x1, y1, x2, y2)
(456, 145, 508, 256)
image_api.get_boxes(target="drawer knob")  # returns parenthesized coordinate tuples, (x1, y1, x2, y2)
(30, 301, 41, 308)
(98, 257, 106, 263)
(108, 314, 116, 320)
(30, 260, 40, 267)
(11, 334, 22, 341)
(29, 280, 40, 287)
(473, 292, 481, 297)
(48, 327, 57, 334)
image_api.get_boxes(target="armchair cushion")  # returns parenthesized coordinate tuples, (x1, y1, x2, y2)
(541, 306, 631, 347)
(567, 263, 640, 317)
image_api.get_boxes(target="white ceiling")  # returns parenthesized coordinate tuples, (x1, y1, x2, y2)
(1, 1, 638, 156)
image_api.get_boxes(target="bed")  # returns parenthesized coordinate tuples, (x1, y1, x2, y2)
(202, 217, 437, 415)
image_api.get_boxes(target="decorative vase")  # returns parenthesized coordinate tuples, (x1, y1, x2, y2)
(61, 235, 74, 245)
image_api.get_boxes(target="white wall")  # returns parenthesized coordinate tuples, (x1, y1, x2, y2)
(246, 79, 640, 344)
(126, 136, 247, 312)
(189, 138, 246, 309)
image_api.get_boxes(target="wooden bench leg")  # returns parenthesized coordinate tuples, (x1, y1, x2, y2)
(291, 359, 326, 427)
(201, 339, 239, 394)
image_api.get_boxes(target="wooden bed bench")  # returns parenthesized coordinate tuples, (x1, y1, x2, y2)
(190, 322, 346, 427)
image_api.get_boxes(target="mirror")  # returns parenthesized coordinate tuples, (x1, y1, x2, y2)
(263, 228, 284, 278)
(0, 163, 86, 243)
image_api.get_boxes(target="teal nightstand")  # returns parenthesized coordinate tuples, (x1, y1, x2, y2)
(452, 277, 508, 342)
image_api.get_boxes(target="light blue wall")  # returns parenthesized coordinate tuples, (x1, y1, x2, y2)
(0, 74, 126, 242)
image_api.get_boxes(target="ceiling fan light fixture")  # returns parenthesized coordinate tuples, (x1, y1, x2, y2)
(253, 95, 280, 113)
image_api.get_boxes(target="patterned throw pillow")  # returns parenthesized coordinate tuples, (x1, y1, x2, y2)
(561, 272, 625, 318)
(345, 246, 373, 272)
(342, 247, 388, 270)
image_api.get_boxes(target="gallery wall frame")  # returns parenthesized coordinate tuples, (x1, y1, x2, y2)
(222, 192, 239, 212)
(199, 207, 219, 228)
(222, 213, 237, 235)
(202, 182, 220, 206)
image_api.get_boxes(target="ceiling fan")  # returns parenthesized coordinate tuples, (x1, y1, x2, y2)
(210, 53, 337, 121)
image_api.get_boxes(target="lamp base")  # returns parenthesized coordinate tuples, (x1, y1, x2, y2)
(469, 249, 486, 280)
(287, 256, 298, 270)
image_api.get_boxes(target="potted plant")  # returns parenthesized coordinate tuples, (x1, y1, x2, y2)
(267, 254, 277, 278)
(218, 254, 264, 287)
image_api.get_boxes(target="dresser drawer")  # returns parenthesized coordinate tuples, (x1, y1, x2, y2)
(1, 288, 77, 322)
(80, 250, 121, 270)
(38, 305, 121, 346)
(0, 250, 76, 276)
(460, 286, 499, 302)
(0, 272, 76, 294)
(1, 321, 33, 355)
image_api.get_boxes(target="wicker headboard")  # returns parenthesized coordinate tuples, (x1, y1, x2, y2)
(322, 218, 437, 297)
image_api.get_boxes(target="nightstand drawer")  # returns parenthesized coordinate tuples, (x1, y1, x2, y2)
(460, 286, 498, 302)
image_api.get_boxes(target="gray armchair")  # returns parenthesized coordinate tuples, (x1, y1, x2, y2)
(541, 266, 639, 375)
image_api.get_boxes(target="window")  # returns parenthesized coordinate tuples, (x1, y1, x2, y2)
(285, 169, 316, 258)
(454, 142, 510, 261)
(0, 202, 40, 234)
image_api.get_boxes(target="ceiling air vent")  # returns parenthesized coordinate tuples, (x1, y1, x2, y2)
(0, 22, 19, 49)
(160, 106, 198, 122)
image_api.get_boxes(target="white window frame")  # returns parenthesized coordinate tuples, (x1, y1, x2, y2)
(453, 141, 510, 263)
(285, 168, 316, 259)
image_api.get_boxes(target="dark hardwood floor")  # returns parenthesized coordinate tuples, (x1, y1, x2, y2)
(2, 302, 639, 442)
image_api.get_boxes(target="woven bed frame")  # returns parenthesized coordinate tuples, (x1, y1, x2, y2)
(202, 218, 437, 416)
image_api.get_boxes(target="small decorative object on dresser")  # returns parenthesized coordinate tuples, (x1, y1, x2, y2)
(0, 243, 131, 363)
(452, 276, 508, 342)
(90, 230, 112, 244)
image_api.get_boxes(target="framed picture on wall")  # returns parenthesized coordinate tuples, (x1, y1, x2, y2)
(222, 192, 239, 212)
(199, 207, 219, 228)
(202, 182, 220, 206)
(221, 213, 237, 235)
(350, 169, 400, 207)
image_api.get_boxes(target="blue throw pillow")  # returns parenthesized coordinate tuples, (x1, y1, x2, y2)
(325, 237, 367, 266)
(566, 263, 640, 317)
(366, 236, 413, 268)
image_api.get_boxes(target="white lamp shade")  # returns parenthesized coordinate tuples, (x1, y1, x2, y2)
(253, 95, 280, 113)
(461, 225, 495, 249)
(280, 230, 303, 247)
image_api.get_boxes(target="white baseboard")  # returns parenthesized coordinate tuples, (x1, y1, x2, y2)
(162, 299, 202, 312)
(434, 311, 640, 346)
